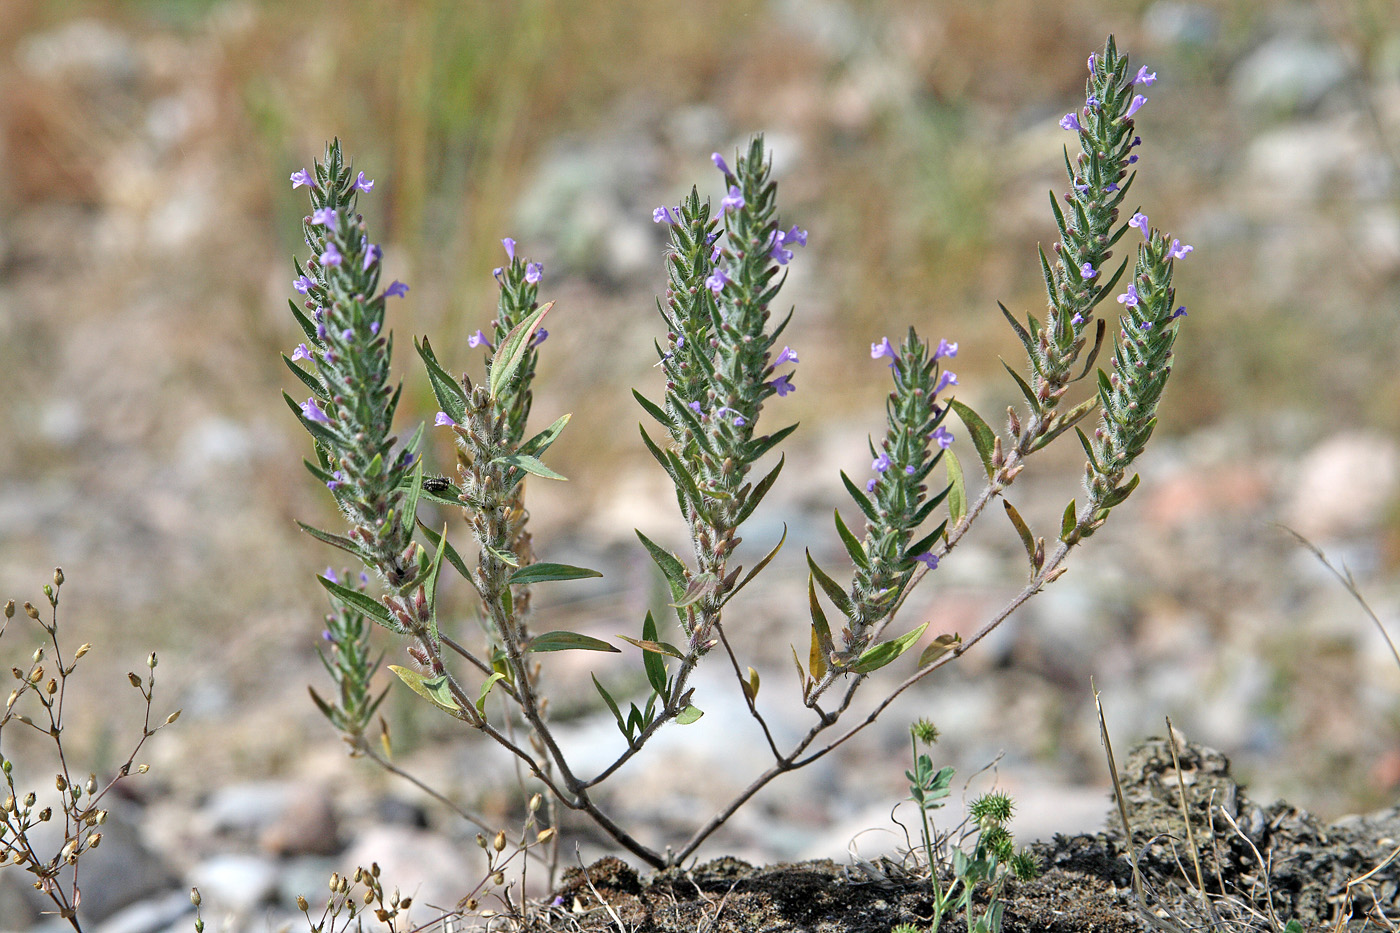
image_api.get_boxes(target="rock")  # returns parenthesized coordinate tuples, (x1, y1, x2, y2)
(259, 784, 340, 857)
(1141, 2, 1219, 47)
(1232, 35, 1350, 115)
(187, 854, 279, 913)
(343, 825, 481, 918)
(93, 890, 193, 933)
(200, 780, 294, 837)
(1284, 431, 1400, 538)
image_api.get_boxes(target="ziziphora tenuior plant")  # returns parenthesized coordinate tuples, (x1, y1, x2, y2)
(286, 36, 1189, 879)
(0, 570, 179, 933)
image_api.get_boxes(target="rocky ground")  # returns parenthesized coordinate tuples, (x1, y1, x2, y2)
(1, 2, 1398, 932)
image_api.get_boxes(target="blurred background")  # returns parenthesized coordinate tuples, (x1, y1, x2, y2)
(1, 0, 1398, 928)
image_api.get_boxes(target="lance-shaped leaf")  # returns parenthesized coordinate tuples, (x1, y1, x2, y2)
(283, 353, 326, 398)
(389, 665, 467, 720)
(1000, 361, 1041, 416)
(518, 413, 572, 459)
(734, 454, 785, 525)
(840, 470, 880, 524)
(945, 449, 968, 530)
(1032, 395, 1099, 453)
(639, 426, 700, 514)
(415, 336, 467, 426)
(673, 572, 718, 609)
(635, 530, 688, 608)
(507, 562, 602, 585)
(806, 550, 853, 619)
(999, 301, 1035, 360)
(917, 633, 962, 668)
(475, 672, 506, 713)
(284, 391, 339, 446)
(616, 634, 685, 660)
(1003, 501, 1037, 572)
(851, 621, 930, 674)
(1060, 499, 1078, 542)
(402, 460, 425, 541)
(592, 674, 630, 742)
(1074, 319, 1108, 383)
(741, 666, 760, 702)
(631, 388, 670, 429)
(296, 520, 372, 563)
(423, 522, 450, 647)
(318, 575, 402, 633)
(723, 524, 786, 605)
(639, 612, 671, 697)
(745, 422, 798, 462)
(497, 452, 567, 481)
(525, 631, 620, 653)
(833, 509, 869, 571)
(489, 301, 553, 400)
(808, 574, 834, 679)
(416, 520, 474, 587)
(950, 400, 997, 480)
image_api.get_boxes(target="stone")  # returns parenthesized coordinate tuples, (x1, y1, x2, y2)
(187, 853, 279, 914)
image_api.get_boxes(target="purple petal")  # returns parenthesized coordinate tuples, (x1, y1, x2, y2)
(290, 168, 315, 189)
(502, 238, 516, 261)
(384, 280, 409, 298)
(1059, 112, 1082, 132)
(711, 152, 731, 175)
(354, 171, 374, 193)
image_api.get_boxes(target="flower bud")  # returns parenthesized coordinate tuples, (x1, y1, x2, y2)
(137, 764, 149, 774)
(53, 568, 64, 587)
(38, 807, 51, 821)
(296, 895, 309, 912)
(492, 871, 505, 886)
(536, 827, 556, 844)
(191, 887, 202, 907)
(128, 673, 142, 689)
(23, 792, 35, 808)
(3, 796, 13, 812)
(147, 652, 158, 670)
(89, 832, 102, 848)
(46, 679, 57, 695)
(74, 644, 91, 659)
(4, 601, 13, 619)
(493, 830, 506, 852)
(86, 775, 96, 795)
(23, 603, 39, 620)
(529, 793, 542, 812)
(166, 709, 182, 725)
(476, 833, 487, 849)
(56, 774, 67, 792)
(329, 872, 340, 891)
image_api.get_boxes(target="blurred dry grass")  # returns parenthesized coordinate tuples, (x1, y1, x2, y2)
(0, 0, 1397, 852)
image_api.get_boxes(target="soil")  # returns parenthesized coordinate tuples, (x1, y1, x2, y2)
(524, 737, 1400, 932)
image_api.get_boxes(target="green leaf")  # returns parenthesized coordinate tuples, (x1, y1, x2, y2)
(902, 520, 948, 568)
(389, 665, 467, 719)
(851, 621, 930, 674)
(746, 422, 798, 462)
(483, 544, 520, 567)
(917, 633, 962, 668)
(414, 336, 467, 426)
(416, 520, 474, 587)
(284, 391, 339, 446)
(617, 635, 685, 660)
(518, 413, 572, 459)
(402, 460, 425, 540)
(949, 400, 997, 480)
(806, 550, 853, 619)
(833, 509, 869, 571)
(475, 672, 506, 713)
(1074, 318, 1108, 383)
(1003, 501, 1036, 570)
(999, 301, 1035, 359)
(1060, 500, 1077, 541)
(635, 530, 688, 608)
(639, 611, 670, 697)
(318, 575, 400, 632)
(742, 666, 760, 702)
(497, 453, 567, 481)
(631, 389, 670, 428)
(724, 523, 787, 605)
(282, 353, 326, 398)
(840, 470, 880, 524)
(296, 521, 372, 562)
(945, 449, 968, 530)
(423, 522, 449, 647)
(1032, 396, 1099, 452)
(489, 301, 553, 400)
(525, 631, 620, 653)
(734, 454, 785, 525)
(1000, 360, 1041, 415)
(675, 705, 704, 725)
(807, 574, 834, 679)
(507, 562, 602, 585)
(592, 674, 629, 740)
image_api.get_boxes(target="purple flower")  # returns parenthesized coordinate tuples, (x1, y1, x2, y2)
(1128, 212, 1149, 237)
(769, 230, 793, 265)
(311, 207, 337, 230)
(320, 243, 342, 267)
(359, 570, 370, 585)
(871, 337, 896, 361)
(525, 262, 543, 284)
(934, 339, 958, 360)
(341, 328, 354, 341)
(1171, 306, 1188, 319)
(1087, 53, 1096, 72)
(688, 401, 703, 413)
(293, 275, 314, 294)
(492, 267, 503, 280)
(1117, 284, 1140, 307)
(706, 268, 730, 294)
(936, 371, 958, 394)
(1167, 239, 1193, 261)
(316, 323, 327, 339)
(1128, 154, 1139, 164)
(321, 629, 335, 643)
(1074, 181, 1090, 194)
(866, 478, 878, 492)
(324, 567, 340, 585)
(362, 244, 379, 271)
(503, 238, 516, 261)
(1138, 320, 1154, 331)
(914, 552, 939, 570)
(872, 451, 891, 473)
(714, 406, 746, 427)
(785, 225, 808, 247)
(290, 168, 315, 189)
(1071, 312, 1084, 326)
(1105, 182, 1119, 192)
(711, 152, 731, 175)
(354, 171, 374, 193)
(652, 206, 677, 224)
(905, 464, 916, 475)
(775, 346, 799, 365)
(1125, 95, 1147, 118)
(434, 412, 457, 427)
(1133, 66, 1157, 86)
(326, 470, 345, 490)
(291, 343, 312, 362)
(468, 329, 490, 349)
(710, 243, 722, 263)
(301, 398, 330, 424)
(370, 321, 380, 335)
(1080, 262, 1097, 279)
(931, 426, 954, 449)
(530, 329, 548, 348)
(1060, 112, 1082, 132)
(384, 280, 409, 298)
(721, 186, 745, 212)
(770, 374, 795, 397)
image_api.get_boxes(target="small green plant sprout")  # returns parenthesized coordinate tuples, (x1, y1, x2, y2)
(284, 34, 1188, 874)
(904, 722, 1038, 933)
(0, 570, 179, 933)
